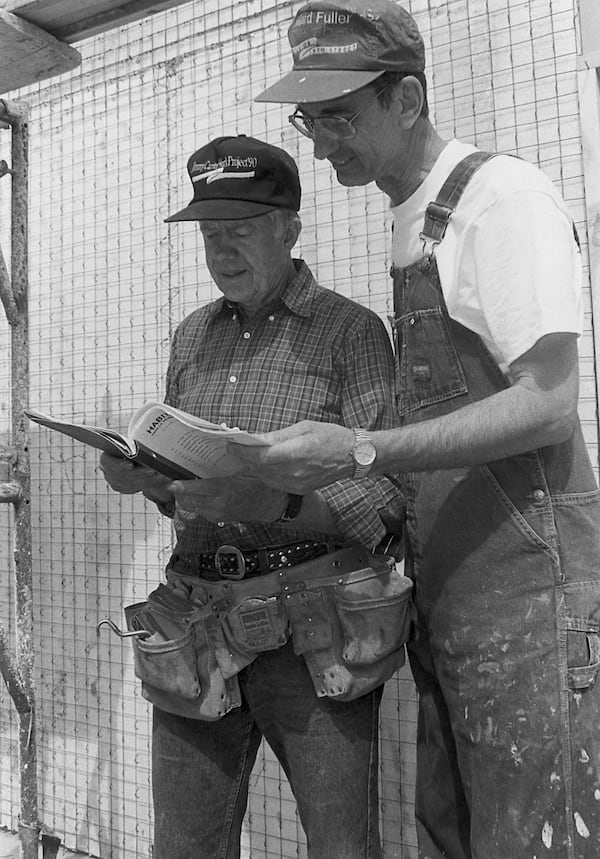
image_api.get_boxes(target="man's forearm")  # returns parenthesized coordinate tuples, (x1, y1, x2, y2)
(372, 382, 577, 475)
(372, 331, 580, 474)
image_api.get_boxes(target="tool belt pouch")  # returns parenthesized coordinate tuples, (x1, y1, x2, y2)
(125, 586, 241, 721)
(165, 574, 290, 679)
(221, 595, 289, 659)
(284, 549, 413, 701)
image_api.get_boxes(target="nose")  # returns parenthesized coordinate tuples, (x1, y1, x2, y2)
(212, 235, 238, 259)
(312, 127, 340, 161)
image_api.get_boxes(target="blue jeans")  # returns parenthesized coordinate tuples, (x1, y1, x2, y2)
(152, 640, 383, 858)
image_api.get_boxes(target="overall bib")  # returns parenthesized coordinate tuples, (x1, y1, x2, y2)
(391, 152, 600, 859)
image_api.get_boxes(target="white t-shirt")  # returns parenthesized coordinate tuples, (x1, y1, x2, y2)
(391, 139, 582, 374)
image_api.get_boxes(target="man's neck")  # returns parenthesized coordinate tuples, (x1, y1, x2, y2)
(237, 258, 298, 321)
(377, 121, 448, 207)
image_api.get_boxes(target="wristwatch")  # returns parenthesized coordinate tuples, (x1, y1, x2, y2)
(351, 428, 377, 479)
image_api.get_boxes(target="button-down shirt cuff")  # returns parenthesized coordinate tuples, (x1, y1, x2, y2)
(318, 477, 404, 551)
(144, 492, 176, 519)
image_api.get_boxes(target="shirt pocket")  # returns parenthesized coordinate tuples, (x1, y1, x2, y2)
(391, 307, 468, 418)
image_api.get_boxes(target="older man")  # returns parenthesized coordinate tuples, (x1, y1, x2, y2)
(249, 3, 600, 858)
(99, 134, 408, 858)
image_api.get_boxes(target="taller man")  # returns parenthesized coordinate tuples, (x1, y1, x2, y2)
(247, 3, 600, 857)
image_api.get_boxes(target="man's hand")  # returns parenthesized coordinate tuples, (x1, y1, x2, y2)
(234, 421, 355, 494)
(168, 476, 288, 524)
(99, 452, 172, 500)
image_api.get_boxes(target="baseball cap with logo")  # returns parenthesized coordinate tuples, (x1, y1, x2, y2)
(165, 134, 301, 222)
(255, 0, 425, 104)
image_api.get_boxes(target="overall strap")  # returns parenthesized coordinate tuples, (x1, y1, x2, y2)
(420, 151, 497, 254)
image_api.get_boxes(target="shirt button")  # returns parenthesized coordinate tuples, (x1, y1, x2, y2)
(243, 331, 251, 340)
(268, 315, 275, 322)
(532, 489, 545, 502)
(217, 521, 225, 527)
(229, 375, 237, 383)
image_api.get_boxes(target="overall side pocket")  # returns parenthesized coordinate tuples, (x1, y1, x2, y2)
(559, 581, 600, 691)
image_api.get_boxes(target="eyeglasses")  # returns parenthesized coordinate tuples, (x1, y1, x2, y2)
(288, 86, 390, 141)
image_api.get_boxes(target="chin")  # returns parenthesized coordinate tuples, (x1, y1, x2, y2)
(334, 166, 369, 187)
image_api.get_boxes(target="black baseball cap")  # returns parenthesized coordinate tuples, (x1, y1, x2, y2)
(255, 0, 425, 104)
(165, 135, 301, 221)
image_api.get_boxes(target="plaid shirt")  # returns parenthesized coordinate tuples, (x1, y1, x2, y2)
(163, 259, 405, 551)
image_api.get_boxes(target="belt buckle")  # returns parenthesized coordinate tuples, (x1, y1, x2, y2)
(214, 545, 246, 580)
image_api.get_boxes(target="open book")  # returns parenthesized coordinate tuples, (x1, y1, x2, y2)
(25, 402, 269, 481)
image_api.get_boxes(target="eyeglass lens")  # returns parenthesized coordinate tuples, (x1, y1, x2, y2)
(289, 86, 389, 140)
(290, 112, 355, 140)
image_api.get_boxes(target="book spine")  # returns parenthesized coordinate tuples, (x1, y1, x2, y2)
(134, 444, 198, 481)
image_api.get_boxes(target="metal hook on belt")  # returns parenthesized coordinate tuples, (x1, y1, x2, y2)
(96, 617, 150, 639)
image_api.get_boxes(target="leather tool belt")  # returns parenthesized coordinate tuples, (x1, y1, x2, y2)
(125, 545, 413, 721)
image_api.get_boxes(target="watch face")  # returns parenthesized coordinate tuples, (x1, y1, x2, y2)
(354, 439, 376, 466)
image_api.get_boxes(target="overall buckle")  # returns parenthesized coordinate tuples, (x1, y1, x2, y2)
(214, 545, 246, 580)
(419, 231, 440, 258)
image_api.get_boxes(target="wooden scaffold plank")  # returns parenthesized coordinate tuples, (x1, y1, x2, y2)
(0, 7, 81, 94)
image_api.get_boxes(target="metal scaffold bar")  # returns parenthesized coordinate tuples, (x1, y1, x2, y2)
(0, 97, 41, 859)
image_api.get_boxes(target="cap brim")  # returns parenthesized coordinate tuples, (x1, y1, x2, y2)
(165, 199, 280, 222)
(254, 69, 385, 104)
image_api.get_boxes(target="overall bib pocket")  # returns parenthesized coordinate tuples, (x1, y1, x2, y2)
(392, 306, 468, 418)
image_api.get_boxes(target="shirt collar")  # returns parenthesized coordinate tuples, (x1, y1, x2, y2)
(278, 258, 318, 318)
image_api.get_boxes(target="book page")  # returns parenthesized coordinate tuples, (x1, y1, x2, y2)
(130, 405, 269, 479)
(128, 402, 267, 443)
(25, 409, 137, 458)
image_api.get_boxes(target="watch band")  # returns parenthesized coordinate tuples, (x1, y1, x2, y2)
(277, 492, 304, 523)
(351, 428, 377, 479)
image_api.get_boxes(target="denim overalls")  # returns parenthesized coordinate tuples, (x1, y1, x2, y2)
(391, 152, 600, 858)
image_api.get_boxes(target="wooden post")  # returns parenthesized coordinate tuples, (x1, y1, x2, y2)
(0, 98, 40, 859)
(577, 63, 600, 463)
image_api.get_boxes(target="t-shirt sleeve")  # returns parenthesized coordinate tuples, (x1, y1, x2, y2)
(463, 188, 582, 367)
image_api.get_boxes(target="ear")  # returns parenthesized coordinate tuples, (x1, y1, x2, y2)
(394, 76, 424, 129)
(284, 214, 302, 250)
